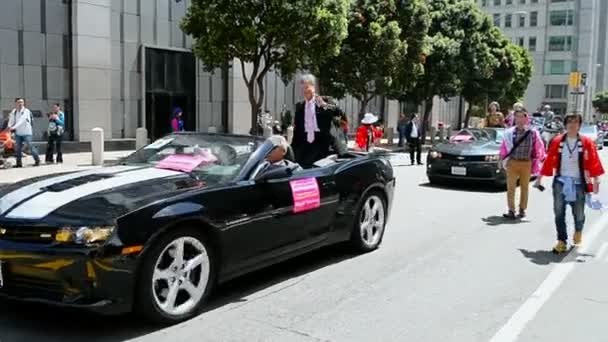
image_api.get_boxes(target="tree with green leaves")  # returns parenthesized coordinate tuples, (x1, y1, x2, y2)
(181, 0, 350, 131)
(593, 91, 608, 114)
(312, 0, 429, 117)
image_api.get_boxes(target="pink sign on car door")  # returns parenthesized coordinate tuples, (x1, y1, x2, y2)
(289, 177, 321, 213)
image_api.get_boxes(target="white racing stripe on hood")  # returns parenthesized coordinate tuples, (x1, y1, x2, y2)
(5, 167, 183, 219)
(0, 165, 141, 215)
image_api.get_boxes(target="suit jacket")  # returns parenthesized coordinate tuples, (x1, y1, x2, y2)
(404, 121, 420, 142)
(292, 101, 345, 156)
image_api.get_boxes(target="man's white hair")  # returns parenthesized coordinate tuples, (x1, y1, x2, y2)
(300, 73, 316, 86)
(268, 135, 289, 155)
(513, 102, 524, 110)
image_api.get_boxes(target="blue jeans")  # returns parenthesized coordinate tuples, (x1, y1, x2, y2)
(15, 134, 40, 165)
(553, 180, 585, 242)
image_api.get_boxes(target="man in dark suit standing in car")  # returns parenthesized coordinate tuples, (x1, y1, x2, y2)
(291, 74, 345, 167)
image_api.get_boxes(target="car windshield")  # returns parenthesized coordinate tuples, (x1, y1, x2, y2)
(581, 125, 596, 134)
(121, 133, 261, 183)
(452, 129, 492, 142)
(482, 128, 505, 142)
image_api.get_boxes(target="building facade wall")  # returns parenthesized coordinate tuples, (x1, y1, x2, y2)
(0, 0, 71, 141)
(479, 0, 608, 119)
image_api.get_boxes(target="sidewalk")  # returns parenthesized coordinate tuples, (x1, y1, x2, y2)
(0, 150, 134, 184)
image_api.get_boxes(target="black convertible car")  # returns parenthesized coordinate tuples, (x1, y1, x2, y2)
(426, 128, 506, 187)
(0, 132, 394, 323)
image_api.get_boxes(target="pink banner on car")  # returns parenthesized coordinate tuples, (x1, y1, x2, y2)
(290, 177, 321, 213)
(156, 153, 217, 173)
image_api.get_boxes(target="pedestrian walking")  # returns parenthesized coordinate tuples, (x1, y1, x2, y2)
(171, 107, 185, 132)
(482, 101, 505, 128)
(499, 109, 545, 219)
(355, 113, 383, 152)
(7, 97, 40, 168)
(397, 113, 407, 147)
(405, 114, 422, 165)
(535, 113, 605, 253)
(45, 103, 65, 164)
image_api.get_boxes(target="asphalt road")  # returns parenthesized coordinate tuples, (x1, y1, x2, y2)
(2, 151, 608, 342)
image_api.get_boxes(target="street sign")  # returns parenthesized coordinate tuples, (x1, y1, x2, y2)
(569, 72, 581, 88)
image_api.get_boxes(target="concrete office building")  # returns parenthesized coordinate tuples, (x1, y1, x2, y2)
(0, 0, 399, 143)
(479, 0, 608, 118)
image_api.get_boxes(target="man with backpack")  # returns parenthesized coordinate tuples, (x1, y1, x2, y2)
(8, 97, 40, 167)
(499, 108, 545, 219)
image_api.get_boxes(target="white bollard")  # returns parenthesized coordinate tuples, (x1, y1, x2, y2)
(136, 127, 147, 150)
(286, 126, 294, 144)
(208, 126, 217, 133)
(91, 127, 104, 166)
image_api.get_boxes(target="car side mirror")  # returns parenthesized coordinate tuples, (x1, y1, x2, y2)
(255, 165, 293, 183)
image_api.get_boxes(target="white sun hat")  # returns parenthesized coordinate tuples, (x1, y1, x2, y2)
(361, 113, 378, 124)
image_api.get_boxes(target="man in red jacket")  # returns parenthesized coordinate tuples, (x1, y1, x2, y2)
(535, 113, 604, 253)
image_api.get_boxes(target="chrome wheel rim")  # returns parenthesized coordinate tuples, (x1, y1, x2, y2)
(360, 195, 385, 246)
(152, 236, 210, 316)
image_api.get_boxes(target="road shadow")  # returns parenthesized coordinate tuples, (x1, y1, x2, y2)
(518, 248, 571, 265)
(420, 182, 505, 194)
(0, 244, 357, 342)
(482, 215, 531, 227)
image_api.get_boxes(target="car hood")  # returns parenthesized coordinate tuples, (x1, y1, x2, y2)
(433, 141, 500, 156)
(0, 165, 203, 225)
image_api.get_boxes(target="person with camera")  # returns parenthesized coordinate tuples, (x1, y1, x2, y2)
(45, 103, 65, 164)
(534, 113, 604, 253)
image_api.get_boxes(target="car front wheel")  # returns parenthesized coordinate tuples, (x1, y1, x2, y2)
(136, 228, 215, 324)
(350, 191, 387, 252)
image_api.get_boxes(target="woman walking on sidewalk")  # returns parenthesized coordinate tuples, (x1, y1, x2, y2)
(45, 103, 65, 164)
(535, 113, 604, 253)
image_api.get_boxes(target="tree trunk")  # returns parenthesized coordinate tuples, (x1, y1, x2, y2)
(420, 97, 433, 143)
(463, 106, 472, 129)
(359, 95, 375, 120)
(247, 82, 260, 135)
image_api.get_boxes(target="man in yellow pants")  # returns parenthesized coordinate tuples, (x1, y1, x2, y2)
(499, 109, 545, 219)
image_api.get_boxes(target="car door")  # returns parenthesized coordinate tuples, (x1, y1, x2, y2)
(262, 167, 339, 250)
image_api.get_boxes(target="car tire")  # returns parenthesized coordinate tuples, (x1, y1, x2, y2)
(136, 227, 216, 324)
(350, 190, 387, 253)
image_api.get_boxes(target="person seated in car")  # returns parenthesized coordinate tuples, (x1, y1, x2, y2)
(265, 135, 302, 171)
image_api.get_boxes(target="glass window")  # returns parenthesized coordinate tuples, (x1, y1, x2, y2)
(550, 10, 574, 26)
(548, 36, 573, 51)
(519, 15, 525, 27)
(530, 11, 538, 26)
(520, 0, 526, 3)
(531, 0, 538, 3)
(494, 0, 501, 5)
(505, 14, 512, 27)
(529, 37, 537, 51)
(481, 0, 488, 6)
(517, 37, 524, 47)
(545, 85, 568, 99)
(544, 60, 575, 75)
(493, 13, 501, 26)
(506, 0, 513, 4)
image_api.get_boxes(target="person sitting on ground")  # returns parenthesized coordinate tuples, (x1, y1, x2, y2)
(265, 135, 302, 171)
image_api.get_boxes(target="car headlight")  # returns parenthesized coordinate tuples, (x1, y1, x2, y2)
(485, 155, 500, 162)
(430, 151, 442, 159)
(55, 226, 115, 244)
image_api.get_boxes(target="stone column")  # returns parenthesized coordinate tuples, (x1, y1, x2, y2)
(71, 0, 113, 142)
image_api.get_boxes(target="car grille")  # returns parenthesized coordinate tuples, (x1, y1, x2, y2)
(440, 153, 487, 162)
(1, 272, 66, 301)
(0, 226, 57, 243)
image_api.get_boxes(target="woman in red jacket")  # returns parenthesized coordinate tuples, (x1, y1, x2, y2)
(535, 113, 604, 253)
(355, 113, 383, 151)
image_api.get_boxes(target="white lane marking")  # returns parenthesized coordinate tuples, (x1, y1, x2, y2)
(489, 211, 608, 342)
(594, 242, 608, 261)
(0, 165, 139, 214)
(6, 167, 182, 219)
